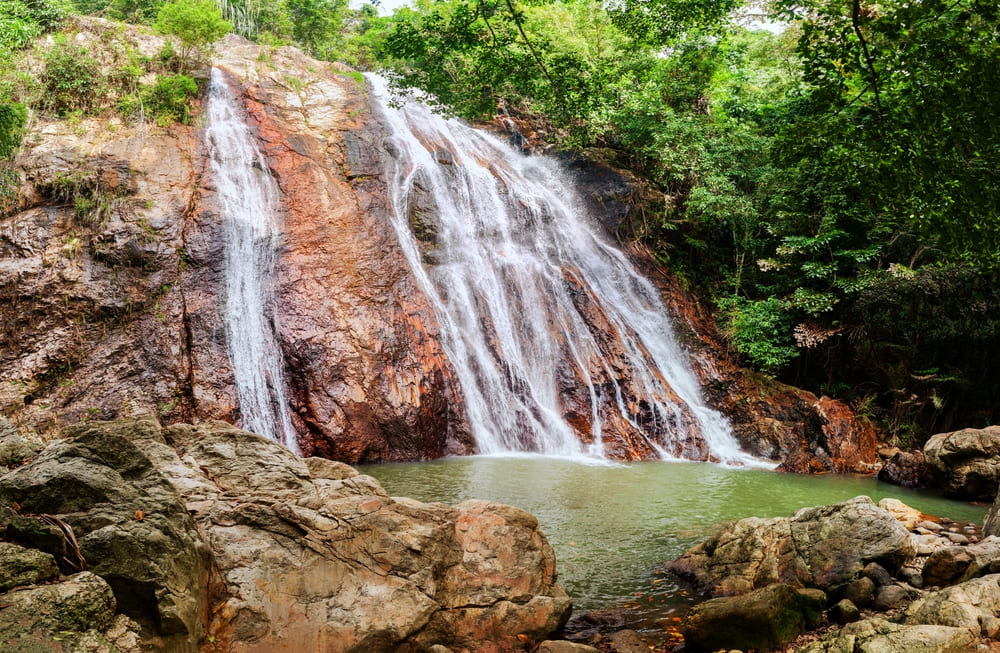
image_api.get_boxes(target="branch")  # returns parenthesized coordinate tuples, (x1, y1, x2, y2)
(498, 0, 556, 89)
(851, 0, 884, 125)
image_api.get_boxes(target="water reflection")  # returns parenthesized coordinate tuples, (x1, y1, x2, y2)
(361, 458, 987, 611)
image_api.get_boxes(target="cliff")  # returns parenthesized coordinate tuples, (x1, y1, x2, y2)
(0, 18, 877, 471)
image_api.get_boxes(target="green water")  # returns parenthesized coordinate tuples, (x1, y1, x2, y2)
(360, 457, 987, 614)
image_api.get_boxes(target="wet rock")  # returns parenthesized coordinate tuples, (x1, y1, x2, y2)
(681, 583, 825, 652)
(905, 574, 1000, 635)
(923, 426, 1000, 500)
(668, 496, 913, 597)
(606, 629, 652, 653)
(830, 598, 861, 624)
(0, 542, 59, 592)
(563, 609, 626, 639)
(878, 450, 934, 489)
(799, 617, 975, 652)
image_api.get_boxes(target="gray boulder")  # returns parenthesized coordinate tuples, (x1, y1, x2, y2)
(799, 617, 975, 652)
(923, 425, 1000, 500)
(905, 574, 1000, 636)
(682, 583, 825, 651)
(668, 496, 914, 596)
(0, 571, 132, 652)
(0, 417, 209, 651)
(0, 541, 59, 592)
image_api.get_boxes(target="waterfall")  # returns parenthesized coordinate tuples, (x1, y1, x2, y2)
(370, 75, 764, 466)
(206, 68, 298, 453)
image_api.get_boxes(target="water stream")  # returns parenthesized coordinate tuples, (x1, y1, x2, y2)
(206, 68, 297, 453)
(371, 76, 760, 465)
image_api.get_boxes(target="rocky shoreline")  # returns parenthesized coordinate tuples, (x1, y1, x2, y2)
(3, 416, 1000, 652)
(0, 417, 571, 652)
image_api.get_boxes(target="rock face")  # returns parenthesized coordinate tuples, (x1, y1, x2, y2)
(0, 18, 879, 468)
(924, 426, 1000, 500)
(0, 417, 571, 652)
(0, 21, 471, 462)
(667, 496, 913, 597)
(211, 42, 473, 461)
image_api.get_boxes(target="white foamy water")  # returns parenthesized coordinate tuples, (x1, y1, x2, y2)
(370, 75, 766, 466)
(206, 68, 297, 453)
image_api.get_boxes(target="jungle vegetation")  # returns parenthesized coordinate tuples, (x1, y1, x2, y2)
(1, 0, 997, 445)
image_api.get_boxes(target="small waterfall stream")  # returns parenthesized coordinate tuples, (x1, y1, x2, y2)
(206, 68, 297, 453)
(370, 76, 762, 465)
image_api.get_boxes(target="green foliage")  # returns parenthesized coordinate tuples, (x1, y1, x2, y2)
(154, 0, 232, 69)
(144, 73, 197, 124)
(40, 35, 104, 116)
(0, 100, 27, 159)
(287, 0, 347, 58)
(718, 295, 798, 374)
(1, 0, 69, 50)
(120, 73, 198, 125)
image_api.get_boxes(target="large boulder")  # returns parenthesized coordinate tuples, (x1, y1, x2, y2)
(798, 617, 975, 653)
(681, 583, 825, 651)
(668, 496, 914, 597)
(0, 417, 572, 652)
(0, 571, 143, 653)
(153, 420, 571, 653)
(921, 538, 1000, 587)
(923, 426, 1000, 500)
(905, 574, 1000, 636)
(0, 418, 210, 651)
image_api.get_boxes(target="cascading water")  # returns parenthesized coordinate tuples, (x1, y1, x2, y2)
(206, 68, 298, 453)
(370, 75, 764, 466)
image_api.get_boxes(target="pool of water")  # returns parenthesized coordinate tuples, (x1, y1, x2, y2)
(360, 457, 987, 613)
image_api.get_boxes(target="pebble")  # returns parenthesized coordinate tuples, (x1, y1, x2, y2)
(918, 520, 943, 532)
(947, 533, 970, 544)
(915, 533, 941, 555)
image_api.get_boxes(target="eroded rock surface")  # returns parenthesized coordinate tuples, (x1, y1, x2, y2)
(0, 417, 570, 652)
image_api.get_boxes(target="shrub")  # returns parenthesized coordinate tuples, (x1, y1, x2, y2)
(0, 100, 27, 159)
(155, 0, 232, 72)
(718, 295, 799, 375)
(40, 35, 104, 116)
(143, 74, 198, 125)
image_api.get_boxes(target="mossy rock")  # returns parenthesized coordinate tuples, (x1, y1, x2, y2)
(683, 582, 826, 652)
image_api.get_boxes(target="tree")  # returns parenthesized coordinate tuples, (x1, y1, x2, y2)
(155, 0, 232, 71)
